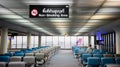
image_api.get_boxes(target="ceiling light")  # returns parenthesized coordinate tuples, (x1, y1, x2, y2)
(49, 19, 71, 22)
(1, 15, 23, 19)
(103, 2, 120, 7)
(98, 8, 120, 13)
(23, 0, 73, 5)
(91, 15, 115, 19)
(88, 20, 102, 22)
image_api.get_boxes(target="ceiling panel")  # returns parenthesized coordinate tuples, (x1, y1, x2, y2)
(0, 0, 120, 35)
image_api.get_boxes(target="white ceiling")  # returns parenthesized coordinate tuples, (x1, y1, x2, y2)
(0, 0, 120, 35)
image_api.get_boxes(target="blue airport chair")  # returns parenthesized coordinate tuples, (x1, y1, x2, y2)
(14, 53, 24, 56)
(101, 57, 115, 67)
(116, 57, 120, 64)
(87, 57, 101, 67)
(0, 56, 10, 62)
(74, 47, 80, 58)
(100, 50, 107, 54)
(93, 49, 100, 54)
(4, 52, 14, 57)
(82, 54, 92, 66)
(93, 54, 103, 58)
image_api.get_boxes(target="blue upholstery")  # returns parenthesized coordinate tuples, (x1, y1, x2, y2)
(14, 53, 24, 56)
(87, 57, 100, 67)
(93, 54, 103, 58)
(74, 47, 80, 55)
(93, 49, 100, 54)
(82, 54, 92, 66)
(4, 52, 13, 57)
(0, 56, 10, 62)
(100, 50, 107, 54)
(101, 57, 115, 67)
(116, 57, 120, 64)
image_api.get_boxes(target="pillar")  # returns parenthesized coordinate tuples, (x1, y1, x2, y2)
(88, 35, 91, 46)
(0, 28, 8, 54)
(38, 35, 41, 47)
(114, 28, 120, 54)
(27, 33, 31, 49)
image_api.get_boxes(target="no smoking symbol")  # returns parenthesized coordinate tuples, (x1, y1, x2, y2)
(31, 9, 38, 16)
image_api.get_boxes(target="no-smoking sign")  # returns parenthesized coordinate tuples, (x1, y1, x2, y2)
(31, 9, 38, 16)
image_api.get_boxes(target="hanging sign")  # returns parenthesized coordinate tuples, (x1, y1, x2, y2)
(30, 5, 69, 18)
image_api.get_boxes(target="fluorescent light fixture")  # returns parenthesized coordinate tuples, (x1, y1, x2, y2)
(91, 15, 115, 19)
(49, 19, 71, 22)
(98, 8, 120, 13)
(78, 28, 90, 32)
(1, 15, 23, 19)
(88, 20, 101, 22)
(76, 16, 91, 19)
(104, 2, 120, 7)
(23, 0, 73, 5)
(52, 22, 69, 26)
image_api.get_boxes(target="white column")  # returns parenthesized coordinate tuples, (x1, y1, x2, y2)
(0, 28, 8, 54)
(38, 35, 41, 47)
(27, 33, 31, 49)
(115, 30, 120, 54)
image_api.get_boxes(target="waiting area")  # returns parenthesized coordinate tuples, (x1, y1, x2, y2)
(72, 46, 120, 67)
(0, 46, 60, 67)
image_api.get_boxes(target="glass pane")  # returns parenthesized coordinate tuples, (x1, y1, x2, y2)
(77, 36, 84, 46)
(11, 36, 17, 48)
(83, 36, 88, 46)
(17, 36, 22, 48)
(35, 36, 38, 47)
(31, 36, 34, 48)
(65, 36, 71, 48)
(71, 36, 77, 46)
(53, 36, 58, 47)
(91, 36, 94, 48)
(59, 36, 64, 48)
(46, 36, 53, 46)
(41, 36, 46, 46)
(23, 36, 27, 48)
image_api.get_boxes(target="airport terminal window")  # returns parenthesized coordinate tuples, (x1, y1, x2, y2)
(34, 36, 38, 47)
(23, 36, 27, 48)
(31, 36, 39, 48)
(71, 36, 77, 47)
(11, 36, 27, 49)
(11, 36, 17, 48)
(41, 36, 46, 46)
(91, 36, 94, 48)
(46, 36, 52, 46)
(65, 36, 71, 48)
(41, 36, 93, 49)
(17, 36, 22, 48)
(58, 36, 64, 48)
(53, 36, 59, 46)
(83, 36, 88, 46)
(11, 36, 39, 48)
(31, 36, 34, 48)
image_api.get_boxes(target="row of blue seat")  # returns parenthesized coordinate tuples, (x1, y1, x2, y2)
(72, 46, 120, 67)
(72, 46, 114, 55)
(82, 57, 120, 67)
(81, 54, 120, 67)
(0, 46, 49, 62)
(1, 46, 49, 57)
